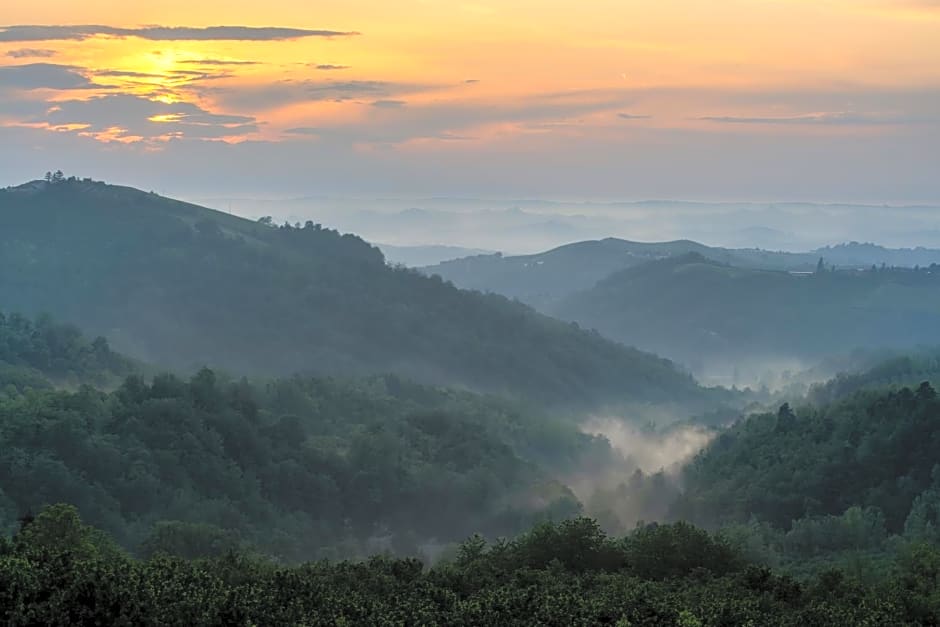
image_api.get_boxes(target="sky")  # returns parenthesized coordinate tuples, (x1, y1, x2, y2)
(1, 1, 939, 202)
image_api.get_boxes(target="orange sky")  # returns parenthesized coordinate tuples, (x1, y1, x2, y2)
(1, 1, 939, 200)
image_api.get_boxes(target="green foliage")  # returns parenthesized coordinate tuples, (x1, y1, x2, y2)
(675, 384, 940, 534)
(0, 366, 604, 560)
(141, 521, 243, 560)
(0, 180, 705, 408)
(13, 504, 124, 562)
(624, 521, 742, 580)
(0, 509, 931, 626)
(0, 311, 131, 391)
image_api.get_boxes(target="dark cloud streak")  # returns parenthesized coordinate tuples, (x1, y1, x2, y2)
(180, 59, 260, 66)
(0, 63, 92, 91)
(0, 24, 359, 42)
(699, 111, 934, 126)
(5, 48, 56, 58)
(371, 99, 406, 108)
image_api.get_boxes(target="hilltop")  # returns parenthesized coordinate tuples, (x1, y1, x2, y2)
(0, 178, 704, 407)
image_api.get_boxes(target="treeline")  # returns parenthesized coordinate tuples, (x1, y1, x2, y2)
(3, 507, 939, 625)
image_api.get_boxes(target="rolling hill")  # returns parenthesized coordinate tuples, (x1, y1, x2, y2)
(422, 238, 940, 311)
(0, 178, 702, 407)
(553, 253, 940, 373)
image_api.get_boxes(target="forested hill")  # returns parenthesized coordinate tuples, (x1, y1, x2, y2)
(421, 237, 940, 311)
(0, 311, 133, 391)
(675, 383, 940, 534)
(0, 178, 704, 407)
(422, 238, 814, 310)
(553, 253, 940, 368)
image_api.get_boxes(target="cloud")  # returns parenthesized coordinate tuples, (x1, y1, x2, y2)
(94, 69, 163, 79)
(898, 0, 940, 8)
(30, 94, 258, 140)
(0, 25, 358, 42)
(371, 99, 406, 108)
(278, 89, 638, 145)
(313, 64, 349, 70)
(618, 112, 651, 120)
(179, 59, 259, 66)
(284, 127, 322, 135)
(0, 63, 92, 90)
(699, 111, 934, 125)
(5, 48, 56, 58)
(88, 68, 232, 87)
(207, 79, 427, 111)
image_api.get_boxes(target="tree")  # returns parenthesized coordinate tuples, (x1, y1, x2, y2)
(13, 504, 122, 561)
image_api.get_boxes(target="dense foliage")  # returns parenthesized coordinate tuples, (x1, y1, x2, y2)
(3, 507, 939, 625)
(0, 311, 132, 391)
(554, 253, 940, 367)
(807, 351, 940, 405)
(0, 363, 606, 560)
(676, 383, 940, 537)
(0, 179, 704, 408)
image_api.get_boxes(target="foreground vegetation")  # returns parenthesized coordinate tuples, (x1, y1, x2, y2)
(3, 508, 939, 626)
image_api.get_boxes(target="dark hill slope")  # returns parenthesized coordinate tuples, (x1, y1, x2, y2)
(0, 179, 700, 406)
(554, 253, 940, 367)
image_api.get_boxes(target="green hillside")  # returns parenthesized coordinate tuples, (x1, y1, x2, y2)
(554, 253, 940, 368)
(422, 238, 819, 310)
(0, 312, 606, 560)
(675, 383, 940, 533)
(0, 178, 703, 407)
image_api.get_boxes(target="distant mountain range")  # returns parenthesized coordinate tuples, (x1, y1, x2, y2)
(195, 195, 940, 254)
(422, 237, 940, 310)
(0, 178, 707, 408)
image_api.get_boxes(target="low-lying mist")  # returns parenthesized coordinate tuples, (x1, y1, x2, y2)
(565, 418, 716, 534)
